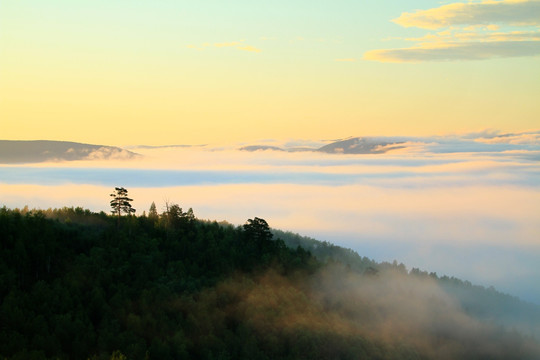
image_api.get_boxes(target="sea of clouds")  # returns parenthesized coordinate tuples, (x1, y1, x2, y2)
(1, 131, 539, 303)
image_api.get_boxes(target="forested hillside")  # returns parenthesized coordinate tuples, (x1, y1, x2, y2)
(274, 229, 540, 337)
(1, 206, 540, 360)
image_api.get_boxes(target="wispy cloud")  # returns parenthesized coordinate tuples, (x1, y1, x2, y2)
(394, 0, 540, 30)
(364, 40, 540, 62)
(366, 0, 540, 62)
(335, 58, 357, 62)
(473, 130, 540, 144)
(237, 45, 261, 53)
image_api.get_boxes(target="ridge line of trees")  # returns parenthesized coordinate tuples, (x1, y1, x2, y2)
(0, 188, 539, 359)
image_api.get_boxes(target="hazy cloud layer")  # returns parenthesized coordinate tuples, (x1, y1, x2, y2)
(1, 131, 539, 302)
(366, 0, 540, 62)
(473, 130, 540, 144)
(236, 130, 540, 155)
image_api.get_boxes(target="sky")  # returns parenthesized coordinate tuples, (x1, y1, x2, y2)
(1, 0, 540, 145)
(1, 1, 540, 303)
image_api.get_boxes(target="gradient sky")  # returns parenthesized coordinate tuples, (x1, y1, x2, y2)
(2, 0, 539, 145)
(1, 1, 540, 303)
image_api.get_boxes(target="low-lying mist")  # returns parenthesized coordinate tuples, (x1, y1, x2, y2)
(187, 265, 540, 359)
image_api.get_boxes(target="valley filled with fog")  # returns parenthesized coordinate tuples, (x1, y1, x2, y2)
(2, 132, 539, 304)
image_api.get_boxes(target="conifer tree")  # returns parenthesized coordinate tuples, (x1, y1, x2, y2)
(109, 187, 135, 219)
(148, 201, 158, 220)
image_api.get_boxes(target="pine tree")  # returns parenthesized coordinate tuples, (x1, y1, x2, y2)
(109, 187, 135, 220)
(148, 202, 158, 220)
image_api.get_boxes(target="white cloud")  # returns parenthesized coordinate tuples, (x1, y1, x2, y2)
(366, 0, 540, 62)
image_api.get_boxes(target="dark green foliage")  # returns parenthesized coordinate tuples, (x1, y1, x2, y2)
(273, 229, 379, 273)
(0, 207, 314, 359)
(0, 206, 539, 360)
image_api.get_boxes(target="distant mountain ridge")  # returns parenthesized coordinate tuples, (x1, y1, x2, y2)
(0, 140, 139, 164)
(318, 137, 406, 154)
(240, 136, 406, 154)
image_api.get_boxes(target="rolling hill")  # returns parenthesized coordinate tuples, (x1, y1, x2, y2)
(0, 140, 139, 164)
(1, 206, 539, 359)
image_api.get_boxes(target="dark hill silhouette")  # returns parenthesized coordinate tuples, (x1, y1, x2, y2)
(0, 140, 139, 163)
(239, 137, 405, 154)
(317, 137, 405, 154)
(1, 206, 539, 359)
(239, 145, 285, 152)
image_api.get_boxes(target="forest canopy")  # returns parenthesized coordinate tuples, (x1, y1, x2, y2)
(1, 203, 539, 360)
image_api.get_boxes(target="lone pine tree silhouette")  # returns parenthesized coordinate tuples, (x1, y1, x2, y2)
(109, 187, 135, 220)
